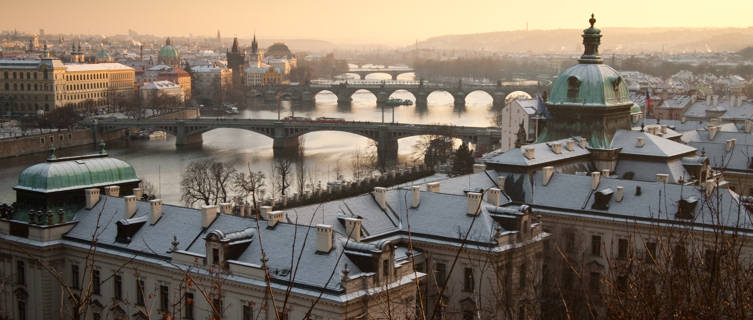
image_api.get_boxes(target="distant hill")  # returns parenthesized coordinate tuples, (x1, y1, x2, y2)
(415, 27, 753, 54)
(258, 39, 337, 53)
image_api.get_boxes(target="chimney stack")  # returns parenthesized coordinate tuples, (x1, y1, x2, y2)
(591, 172, 601, 190)
(473, 163, 486, 173)
(316, 224, 333, 253)
(466, 192, 482, 216)
(601, 168, 610, 178)
(201, 205, 217, 228)
(636, 137, 645, 148)
(661, 125, 668, 134)
(745, 119, 752, 133)
(260, 205, 273, 220)
(149, 199, 162, 224)
(656, 173, 669, 183)
(343, 217, 362, 242)
(523, 147, 535, 160)
(410, 186, 420, 208)
(706, 95, 711, 105)
(219, 203, 233, 214)
(565, 139, 575, 151)
(709, 126, 719, 140)
(726, 139, 736, 152)
(124, 195, 137, 219)
(487, 188, 501, 206)
(104, 185, 120, 197)
(132, 188, 143, 200)
(543, 166, 554, 186)
(374, 187, 388, 209)
(705, 179, 716, 197)
(615, 186, 624, 202)
(426, 182, 440, 193)
(267, 210, 285, 227)
(85, 188, 100, 209)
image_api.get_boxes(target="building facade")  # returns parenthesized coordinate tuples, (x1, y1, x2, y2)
(191, 65, 232, 105)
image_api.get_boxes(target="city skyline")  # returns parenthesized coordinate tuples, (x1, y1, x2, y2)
(2, 0, 753, 45)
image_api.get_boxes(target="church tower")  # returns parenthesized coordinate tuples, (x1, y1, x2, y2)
(227, 37, 247, 101)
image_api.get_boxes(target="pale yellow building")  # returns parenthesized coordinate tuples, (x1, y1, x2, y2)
(0, 55, 135, 115)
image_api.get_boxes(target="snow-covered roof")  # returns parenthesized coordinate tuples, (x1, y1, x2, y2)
(65, 63, 133, 72)
(141, 80, 180, 90)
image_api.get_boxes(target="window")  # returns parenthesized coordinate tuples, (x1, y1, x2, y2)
(618, 238, 628, 260)
(463, 267, 474, 292)
(589, 272, 601, 292)
(114, 275, 122, 300)
(17, 300, 26, 320)
(184, 293, 194, 319)
(591, 235, 602, 257)
(16, 261, 25, 285)
(212, 248, 220, 265)
(567, 76, 581, 100)
(136, 279, 145, 306)
(159, 285, 169, 311)
(519, 263, 527, 289)
(645, 242, 657, 261)
(243, 304, 253, 320)
(93, 270, 100, 295)
(435, 263, 447, 287)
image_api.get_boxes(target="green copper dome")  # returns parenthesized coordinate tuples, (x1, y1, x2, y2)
(547, 63, 632, 107)
(96, 48, 111, 60)
(158, 37, 179, 58)
(15, 156, 139, 193)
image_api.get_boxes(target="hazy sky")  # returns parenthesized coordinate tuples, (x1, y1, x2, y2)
(3, 0, 753, 45)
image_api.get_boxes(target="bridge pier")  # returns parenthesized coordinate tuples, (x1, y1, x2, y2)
(336, 91, 351, 106)
(176, 122, 203, 146)
(377, 138, 398, 170)
(414, 91, 428, 108)
(453, 92, 466, 108)
(492, 92, 506, 109)
(273, 137, 301, 158)
(391, 73, 398, 80)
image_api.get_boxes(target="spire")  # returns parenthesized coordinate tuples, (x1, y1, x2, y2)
(578, 13, 603, 64)
(251, 33, 258, 53)
(166, 37, 171, 46)
(231, 36, 240, 53)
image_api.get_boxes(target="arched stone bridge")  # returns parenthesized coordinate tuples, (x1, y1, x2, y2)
(94, 118, 501, 168)
(343, 66, 415, 80)
(261, 80, 547, 108)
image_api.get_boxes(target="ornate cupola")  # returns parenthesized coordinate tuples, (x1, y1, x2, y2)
(538, 14, 634, 151)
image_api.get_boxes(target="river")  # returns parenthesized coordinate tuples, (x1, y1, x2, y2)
(0, 73, 509, 206)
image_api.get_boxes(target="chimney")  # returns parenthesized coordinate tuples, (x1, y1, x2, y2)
(466, 192, 482, 216)
(636, 137, 645, 148)
(201, 205, 217, 228)
(713, 95, 719, 106)
(104, 185, 120, 197)
(132, 188, 143, 200)
(709, 126, 719, 140)
(661, 125, 668, 134)
(681, 116, 687, 123)
(343, 217, 361, 242)
(615, 186, 624, 202)
(219, 202, 233, 214)
(487, 188, 501, 206)
(578, 138, 587, 148)
(267, 210, 285, 227)
(731, 95, 737, 107)
(374, 187, 387, 210)
(706, 95, 711, 105)
(149, 199, 162, 224)
(601, 168, 610, 178)
(85, 188, 100, 209)
(124, 195, 137, 219)
(426, 182, 440, 193)
(473, 163, 486, 173)
(316, 224, 333, 253)
(726, 139, 736, 152)
(647, 126, 658, 135)
(745, 119, 752, 133)
(591, 172, 601, 190)
(656, 173, 669, 183)
(496, 176, 506, 190)
(739, 96, 744, 107)
(260, 205, 273, 219)
(410, 186, 420, 208)
(543, 166, 554, 186)
(523, 147, 535, 160)
(565, 139, 575, 151)
(551, 142, 562, 154)
(711, 117, 721, 126)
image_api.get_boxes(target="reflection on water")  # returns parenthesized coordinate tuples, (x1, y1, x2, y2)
(0, 74, 499, 206)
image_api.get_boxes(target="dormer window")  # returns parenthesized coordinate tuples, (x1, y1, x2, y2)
(567, 76, 581, 100)
(612, 76, 622, 92)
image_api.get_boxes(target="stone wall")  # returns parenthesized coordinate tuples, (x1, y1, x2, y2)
(0, 129, 100, 159)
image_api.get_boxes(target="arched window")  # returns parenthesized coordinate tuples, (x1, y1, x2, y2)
(567, 76, 581, 100)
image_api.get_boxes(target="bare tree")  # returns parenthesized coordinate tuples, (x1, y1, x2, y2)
(233, 164, 266, 213)
(274, 157, 293, 198)
(180, 159, 238, 207)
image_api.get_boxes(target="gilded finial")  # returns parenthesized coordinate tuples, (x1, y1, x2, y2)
(98, 140, 107, 154)
(589, 13, 596, 28)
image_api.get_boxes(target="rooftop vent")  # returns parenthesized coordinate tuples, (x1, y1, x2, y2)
(104, 185, 120, 197)
(726, 139, 736, 152)
(467, 192, 482, 216)
(201, 205, 217, 228)
(591, 172, 601, 190)
(410, 186, 420, 208)
(267, 210, 285, 227)
(636, 137, 645, 148)
(601, 169, 610, 178)
(550, 142, 562, 154)
(374, 187, 388, 209)
(487, 188, 501, 206)
(149, 199, 162, 224)
(124, 195, 137, 219)
(592, 188, 614, 210)
(343, 217, 362, 242)
(615, 186, 624, 202)
(578, 138, 587, 148)
(523, 147, 535, 160)
(426, 182, 440, 193)
(85, 188, 100, 210)
(132, 188, 143, 200)
(565, 139, 575, 151)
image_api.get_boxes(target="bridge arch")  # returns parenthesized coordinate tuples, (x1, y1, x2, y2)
(388, 89, 416, 104)
(363, 73, 393, 81)
(313, 89, 338, 104)
(505, 91, 533, 106)
(464, 90, 494, 107)
(395, 72, 415, 80)
(351, 89, 377, 105)
(426, 90, 455, 107)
